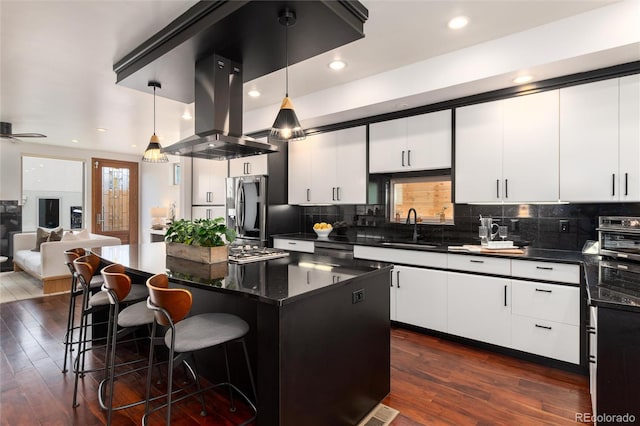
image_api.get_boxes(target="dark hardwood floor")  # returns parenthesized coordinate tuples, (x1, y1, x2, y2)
(1, 294, 591, 425)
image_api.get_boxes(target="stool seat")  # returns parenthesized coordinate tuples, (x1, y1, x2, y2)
(89, 284, 148, 307)
(118, 300, 155, 328)
(166, 313, 249, 353)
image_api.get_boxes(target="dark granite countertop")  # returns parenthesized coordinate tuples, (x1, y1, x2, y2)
(273, 233, 585, 264)
(93, 243, 391, 307)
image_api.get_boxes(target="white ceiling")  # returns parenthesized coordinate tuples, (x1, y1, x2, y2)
(1, 0, 636, 157)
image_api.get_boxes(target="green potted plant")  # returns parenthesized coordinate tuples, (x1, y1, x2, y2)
(164, 217, 236, 264)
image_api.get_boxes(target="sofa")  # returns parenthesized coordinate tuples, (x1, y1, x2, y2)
(12, 231, 121, 294)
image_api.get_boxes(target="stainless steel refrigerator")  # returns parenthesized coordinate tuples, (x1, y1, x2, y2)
(226, 174, 300, 246)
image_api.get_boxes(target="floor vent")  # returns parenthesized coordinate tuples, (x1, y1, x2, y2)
(358, 403, 400, 426)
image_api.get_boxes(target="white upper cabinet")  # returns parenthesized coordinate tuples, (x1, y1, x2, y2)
(619, 74, 640, 201)
(192, 158, 227, 205)
(560, 75, 640, 202)
(228, 154, 268, 177)
(560, 79, 620, 202)
(456, 90, 560, 203)
(369, 110, 452, 173)
(288, 126, 366, 204)
(455, 100, 503, 203)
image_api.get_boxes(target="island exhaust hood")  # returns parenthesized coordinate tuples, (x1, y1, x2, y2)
(162, 54, 279, 160)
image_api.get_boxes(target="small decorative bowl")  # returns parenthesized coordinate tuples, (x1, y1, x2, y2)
(314, 228, 332, 238)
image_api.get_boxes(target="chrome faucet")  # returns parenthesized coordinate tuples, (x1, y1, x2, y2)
(406, 208, 418, 242)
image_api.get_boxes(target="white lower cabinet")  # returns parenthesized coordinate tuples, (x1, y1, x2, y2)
(392, 265, 447, 332)
(511, 314, 579, 364)
(447, 272, 511, 348)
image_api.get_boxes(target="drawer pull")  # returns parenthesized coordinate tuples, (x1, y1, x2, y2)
(288, 242, 297, 245)
(470, 260, 484, 264)
(535, 288, 552, 293)
(536, 266, 553, 270)
(535, 324, 552, 330)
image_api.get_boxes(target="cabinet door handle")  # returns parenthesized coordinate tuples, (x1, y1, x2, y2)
(536, 266, 553, 270)
(206, 208, 212, 219)
(496, 179, 500, 199)
(612, 173, 616, 196)
(390, 270, 394, 287)
(625, 172, 628, 196)
(589, 356, 596, 364)
(306, 188, 310, 202)
(470, 259, 484, 264)
(247, 162, 251, 175)
(407, 150, 411, 166)
(396, 270, 401, 288)
(332, 187, 336, 201)
(336, 187, 341, 201)
(535, 324, 552, 330)
(504, 285, 508, 306)
(206, 191, 212, 203)
(401, 150, 405, 167)
(535, 288, 552, 293)
(287, 241, 297, 245)
(306, 270, 310, 285)
(505, 179, 508, 199)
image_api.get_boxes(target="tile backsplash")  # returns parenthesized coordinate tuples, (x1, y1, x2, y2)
(299, 202, 640, 251)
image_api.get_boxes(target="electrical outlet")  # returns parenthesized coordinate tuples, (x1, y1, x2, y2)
(559, 220, 570, 233)
(352, 289, 365, 304)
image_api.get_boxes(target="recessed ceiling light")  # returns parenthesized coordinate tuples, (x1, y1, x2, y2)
(448, 16, 468, 30)
(181, 111, 192, 120)
(513, 75, 533, 84)
(71, 139, 79, 143)
(131, 144, 137, 148)
(329, 60, 347, 71)
(248, 89, 261, 98)
(96, 127, 107, 132)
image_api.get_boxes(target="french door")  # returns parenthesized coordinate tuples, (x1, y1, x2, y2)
(91, 158, 138, 244)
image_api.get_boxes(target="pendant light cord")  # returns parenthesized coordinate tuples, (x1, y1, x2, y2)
(285, 20, 289, 98)
(153, 86, 156, 135)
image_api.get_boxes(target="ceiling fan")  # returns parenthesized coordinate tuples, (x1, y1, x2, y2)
(0, 121, 47, 142)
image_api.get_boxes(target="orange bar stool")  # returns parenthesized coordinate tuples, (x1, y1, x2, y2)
(99, 263, 154, 425)
(143, 273, 257, 425)
(71, 254, 147, 408)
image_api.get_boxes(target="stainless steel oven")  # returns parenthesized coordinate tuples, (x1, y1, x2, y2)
(598, 216, 640, 262)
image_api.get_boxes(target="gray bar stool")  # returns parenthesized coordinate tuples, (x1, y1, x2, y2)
(71, 254, 147, 408)
(98, 263, 154, 425)
(143, 273, 257, 425)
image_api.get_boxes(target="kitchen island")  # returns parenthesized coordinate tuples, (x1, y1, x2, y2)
(93, 243, 392, 426)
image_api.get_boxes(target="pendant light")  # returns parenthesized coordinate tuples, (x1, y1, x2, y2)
(270, 8, 305, 141)
(142, 81, 168, 163)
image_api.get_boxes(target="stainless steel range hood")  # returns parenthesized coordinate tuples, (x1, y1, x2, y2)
(163, 53, 278, 160)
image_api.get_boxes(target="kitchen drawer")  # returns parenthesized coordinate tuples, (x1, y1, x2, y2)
(511, 314, 579, 364)
(273, 238, 314, 253)
(353, 245, 447, 268)
(512, 280, 580, 326)
(511, 259, 580, 284)
(447, 254, 510, 276)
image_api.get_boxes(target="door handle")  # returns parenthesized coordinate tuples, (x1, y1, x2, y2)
(396, 270, 400, 288)
(332, 187, 336, 201)
(504, 179, 508, 199)
(625, 172, 628, 196)
(246, 162, 251, 175)
(612, 173, 616, 196)
(407, 150, 411, 166)
(390, 270, 394, 288)
(306, 188, 310, 202)
(504, 285, 507, 306)
(496, 179, 500, 199)
(336, 187, 341, 201)
(206, 208, 212, 219)
(401, 150, 405, 167)
(206, 191, 212, 203)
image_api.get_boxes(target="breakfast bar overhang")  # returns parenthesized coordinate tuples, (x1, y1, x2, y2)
(93, 243, 392, 426)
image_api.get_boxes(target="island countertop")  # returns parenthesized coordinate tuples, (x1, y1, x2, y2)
(93, 242, 391, 306)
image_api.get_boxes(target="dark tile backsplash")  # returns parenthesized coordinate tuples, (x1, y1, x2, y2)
(299, 202, 640, 251)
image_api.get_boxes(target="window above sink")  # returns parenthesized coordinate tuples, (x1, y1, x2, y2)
(391, 175, 454, 225)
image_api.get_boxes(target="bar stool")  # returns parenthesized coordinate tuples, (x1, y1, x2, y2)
(143, 273, 257, 425)
(98, 263, 154, 425)
(71, 254, 147, 408)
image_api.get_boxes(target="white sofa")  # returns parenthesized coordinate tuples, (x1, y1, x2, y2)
(12, 231, 121, 294)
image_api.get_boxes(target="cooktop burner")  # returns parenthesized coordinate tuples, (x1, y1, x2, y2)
(228, 245, 289, 264)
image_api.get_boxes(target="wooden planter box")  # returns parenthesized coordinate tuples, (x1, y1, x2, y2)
(165, 242, 229, 264)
